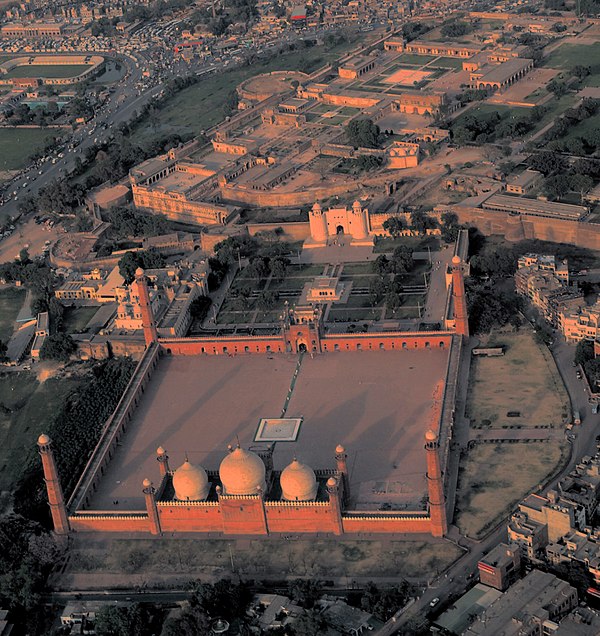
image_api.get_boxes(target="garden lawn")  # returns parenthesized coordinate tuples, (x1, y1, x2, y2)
(4, 64, 91, 79)
(0, 287, 24, 342)
(0, 128, 62, 171)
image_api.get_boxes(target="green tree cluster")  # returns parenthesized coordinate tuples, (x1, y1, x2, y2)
(14, 357, 136, 523)
(346, 119, 381, 149)
(440, 20, 471, 38)
(105, 207, 171, 239)
(40, 333, 76, 362)
(118, 249, 166, 284)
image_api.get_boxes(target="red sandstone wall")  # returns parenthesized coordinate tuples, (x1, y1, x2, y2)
(342, 516, 432, 533)
(158, 505, 224, 533)
(69, 516, 151, 532)
(219, 498, 267, 535)
(160, 337, 285, 356)
(265, 505, 339, 533)
(321, 332, 452, 352)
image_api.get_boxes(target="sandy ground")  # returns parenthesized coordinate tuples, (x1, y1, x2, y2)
(90, 350, 449, 512)
(0, 218, 62, 261)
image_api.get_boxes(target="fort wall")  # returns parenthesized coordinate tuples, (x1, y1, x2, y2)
(247, 222, 311, 241)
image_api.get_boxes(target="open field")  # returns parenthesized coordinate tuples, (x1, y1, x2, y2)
(455, 441, 565, 539)
(134, 39, 359, 143)
(4, 64, 91, 79)
(543, 42, 600, 70)
(62, 306, 99, 334)
(562, 112, 600, 143)
(0, 287, 24, 342)
(466, 328, 569, 429)
(0, 371, 83, 495)
(62, 536, 462, 583)
(89, 350, 449, 511)
(0, 127, 62, 172)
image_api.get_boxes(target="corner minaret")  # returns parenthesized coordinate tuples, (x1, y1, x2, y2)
(451, 255, 469, 338)
(143, 478, 162, 535)
(425, 429, 447, 538)
(335, 444, 349, 503)
(37, 434, 70, 535)
(156, 446, 170, 477)
(135, 267, 158, 347)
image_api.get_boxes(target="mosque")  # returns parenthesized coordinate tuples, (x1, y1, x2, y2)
(36, 258, 470, 539)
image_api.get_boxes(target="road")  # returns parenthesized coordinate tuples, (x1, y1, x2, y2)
(381, 334, 598, 634)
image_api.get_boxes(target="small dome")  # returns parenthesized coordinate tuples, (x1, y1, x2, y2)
(173, 460, 209, 501)
(452, 256, 461, 265)
(135, 267, 145, 278)
(425, 429, 437, 442)
(280, 459, 317, 501)
(336, 444, 345, 454)
(327, 477, 337, 488)
(142, 478, 152, 489)
(156, 446, 166, 456)
(219, 446, 266, 496)
(38, 433, 50, 445)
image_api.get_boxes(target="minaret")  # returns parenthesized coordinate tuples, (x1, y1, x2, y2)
(143, 478, 162, 535)
(425, 429, 447, 538)
(156, 446, 170, 478)
(135, 267, 158, 347)
(37, 434, 70, 535)
(326, 477, 344, 535)
(335, 444, 349, 503)
(451, 256, 469, 338)
(309, 202, 328, 243)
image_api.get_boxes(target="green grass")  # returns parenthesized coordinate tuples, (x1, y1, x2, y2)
(4, 64, 91, 79)
(62, 306, 99, 333)
(0, 371, 83, 493)
(0, 128, 62, 171)
(433, 56, 464, 69)
(543, 42, 600, 70)
(394, 53, 436, 65)
(0, 287, 24, 342)
(134, 40, 358, 143)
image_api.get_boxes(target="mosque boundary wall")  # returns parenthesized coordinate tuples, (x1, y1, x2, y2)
(67, 343, 161, 513)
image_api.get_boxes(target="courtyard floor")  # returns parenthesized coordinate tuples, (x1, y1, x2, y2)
(89, 350, 449, 513)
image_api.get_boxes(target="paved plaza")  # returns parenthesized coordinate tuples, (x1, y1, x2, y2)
(90, 350, 449, 512)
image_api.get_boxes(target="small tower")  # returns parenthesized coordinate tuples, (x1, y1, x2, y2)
(142, 478, 162, 535)
(425, 430, 447, 538)
(156, 446, 170, 477)
(135, 267, 158, 347)
(309, 202, 328, 243)
(326, 476, 344, 536)
(351, 200, 368, 240)
(335, 444, 349, 503)
(37, 434, 70, 535)
(451, 256, 469, 338)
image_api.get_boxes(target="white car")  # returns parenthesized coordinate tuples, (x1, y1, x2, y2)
(430, 597, 440, 608)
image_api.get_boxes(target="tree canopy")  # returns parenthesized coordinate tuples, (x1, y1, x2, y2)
(346, 118, 381, 149)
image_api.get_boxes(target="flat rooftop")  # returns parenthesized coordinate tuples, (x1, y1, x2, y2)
(88, 350, 449, 512)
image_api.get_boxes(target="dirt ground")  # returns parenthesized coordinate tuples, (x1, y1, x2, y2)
(466, 328, 569, 429)
(454, 441, 565, 539)
(57, 535, 462, 588)
(0, 218, 62, 262)
(89, 350, 449, 512)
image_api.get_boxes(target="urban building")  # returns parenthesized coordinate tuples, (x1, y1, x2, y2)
(478, 543, 521, 591)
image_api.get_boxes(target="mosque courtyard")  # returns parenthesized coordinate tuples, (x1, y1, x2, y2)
(89, 349, 450, 513)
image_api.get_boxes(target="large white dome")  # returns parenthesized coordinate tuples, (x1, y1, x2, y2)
(219, 446, 266, 496)
(173, 460, 209, 501)
(280, 459, 317, 501)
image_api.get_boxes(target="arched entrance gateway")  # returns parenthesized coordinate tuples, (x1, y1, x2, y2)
(297, 342, 307, 353)
(336, 225, 344, 235)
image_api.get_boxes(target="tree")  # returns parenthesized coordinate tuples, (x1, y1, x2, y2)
(346, 118, 381, 148)
(410, 210, 436, 233)
(543, 174, 571, 199)
(271, 257, 290, 280)
(257, 290, 279, 310)
(391, 245, 414, 273)
(288, 579, 322, 609)
(441, 21, 471, 37)
(189, 296, 212, 321)
(40, 333, 76, 362)
(190, 579, 251, 621)
(440, 212, 461, 243)
(118, 249, 166, 284)
(372, 255, 392, 277)
(382, 216, 405, 238)
(528, 151, 565, 176)
(292, 609, 327, 635)
(574, 340, 594, 366)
